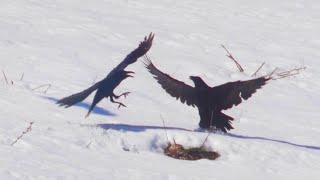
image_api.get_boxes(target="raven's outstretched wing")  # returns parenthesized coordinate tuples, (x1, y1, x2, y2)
(211, 77, 270, 110)
(57, 33, 154, 108)
(144, 57, 198, 107)
(108, 33, 154, 77)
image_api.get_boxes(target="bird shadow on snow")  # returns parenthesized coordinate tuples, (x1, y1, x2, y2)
(44, 97, 117, 117)
(97, 123, 192, 132)
(97, 123, 320, 151)
(227, 133, 320, 151)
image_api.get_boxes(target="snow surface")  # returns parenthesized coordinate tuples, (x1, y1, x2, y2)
(1, 0, 320, 179)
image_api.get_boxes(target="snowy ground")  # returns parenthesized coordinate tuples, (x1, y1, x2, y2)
(1, 0, 320, 179)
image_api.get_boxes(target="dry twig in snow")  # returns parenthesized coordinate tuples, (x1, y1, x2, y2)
(11, 122, 34, 146)
(32, 84, 52, 94)
(221, 44, 244, 72)
(252, 62, 266, 77)
(2, 70, 9, 84)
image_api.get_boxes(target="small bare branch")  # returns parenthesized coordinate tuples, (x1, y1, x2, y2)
(276, 67, 306, 77)
(252, 62, 265, 77)
(86, 140, 93, 148)
(221, 44, 244, 72)
(173, 138, 177, 145)
(2, 70, 8, 84)
(272, 72, 301, 80)
(32, 84, 52, 94)
(267, 67, 278, 78)
(123, 147, 130, 151)
(160, 114, 170, 144)
(270, 66, 306, 80)
(20, 73, 24, 81)
(11, 122, 34, 146)
(200, 133, 211, 150)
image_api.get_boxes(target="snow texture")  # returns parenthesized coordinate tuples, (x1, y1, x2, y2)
(1, 0, 319, 179)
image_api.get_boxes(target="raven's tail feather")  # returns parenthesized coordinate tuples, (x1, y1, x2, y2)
(57, 81, 101, 108)
(214, 112, 234, 133)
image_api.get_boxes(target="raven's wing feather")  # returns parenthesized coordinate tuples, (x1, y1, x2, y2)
(144, 58, 198, 107)
(57, 81, 101, 108)
(211, 77, 270, 110)
(108, 33, 154, 78)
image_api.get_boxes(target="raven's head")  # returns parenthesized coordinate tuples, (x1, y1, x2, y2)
(116, 70, 134, 81)
(189, 76, 209, 88)
(189, 76, 201, 81)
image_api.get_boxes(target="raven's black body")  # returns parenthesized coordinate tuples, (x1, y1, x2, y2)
(57, 33, 154, 117)
(144, 58, 270, 132)
(190, 76, 235, 131)
(85, 70, 133, 117)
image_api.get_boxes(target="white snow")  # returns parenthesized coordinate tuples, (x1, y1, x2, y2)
(1, 0, 320, 179)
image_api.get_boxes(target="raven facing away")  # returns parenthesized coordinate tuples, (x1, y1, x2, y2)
(57, 33, 154, 117)
(144, 57, 270, 132)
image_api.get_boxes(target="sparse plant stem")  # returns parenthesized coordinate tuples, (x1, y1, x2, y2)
(20, 73, 24, 81)
(32, 84, 52, 94)
(11, 122, 34, 146)
(2, 70, 8, 84)
(273, 72, 301, 80)
(276, 67, 306, 76)
(86, 140, 93, 148)
(173, 138, 177, 145)
(221, 44, 244, 72)
(252, 62, 265, 77)
(270, 66, 306, 80)
(160, 114, 170, 144)
(200, 133, 211, 150)
(268, 67, 278, 77)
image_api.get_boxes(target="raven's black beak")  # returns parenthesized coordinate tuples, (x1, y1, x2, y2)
(126, 71, 135, 78)
(126, 71, 135, 74)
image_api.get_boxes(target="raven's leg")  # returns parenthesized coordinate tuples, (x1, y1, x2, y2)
(110, 96, 126, 109)
(113, 92, 130, 99)
(198, 108, 211, 129)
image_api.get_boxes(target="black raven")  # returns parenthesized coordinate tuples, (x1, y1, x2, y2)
(144, 57, 270, 132)
(57, 33, 154, 117)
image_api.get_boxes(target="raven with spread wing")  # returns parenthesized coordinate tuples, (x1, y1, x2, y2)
(144, 56, 270, 132)
(57, 33, 154, 117)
